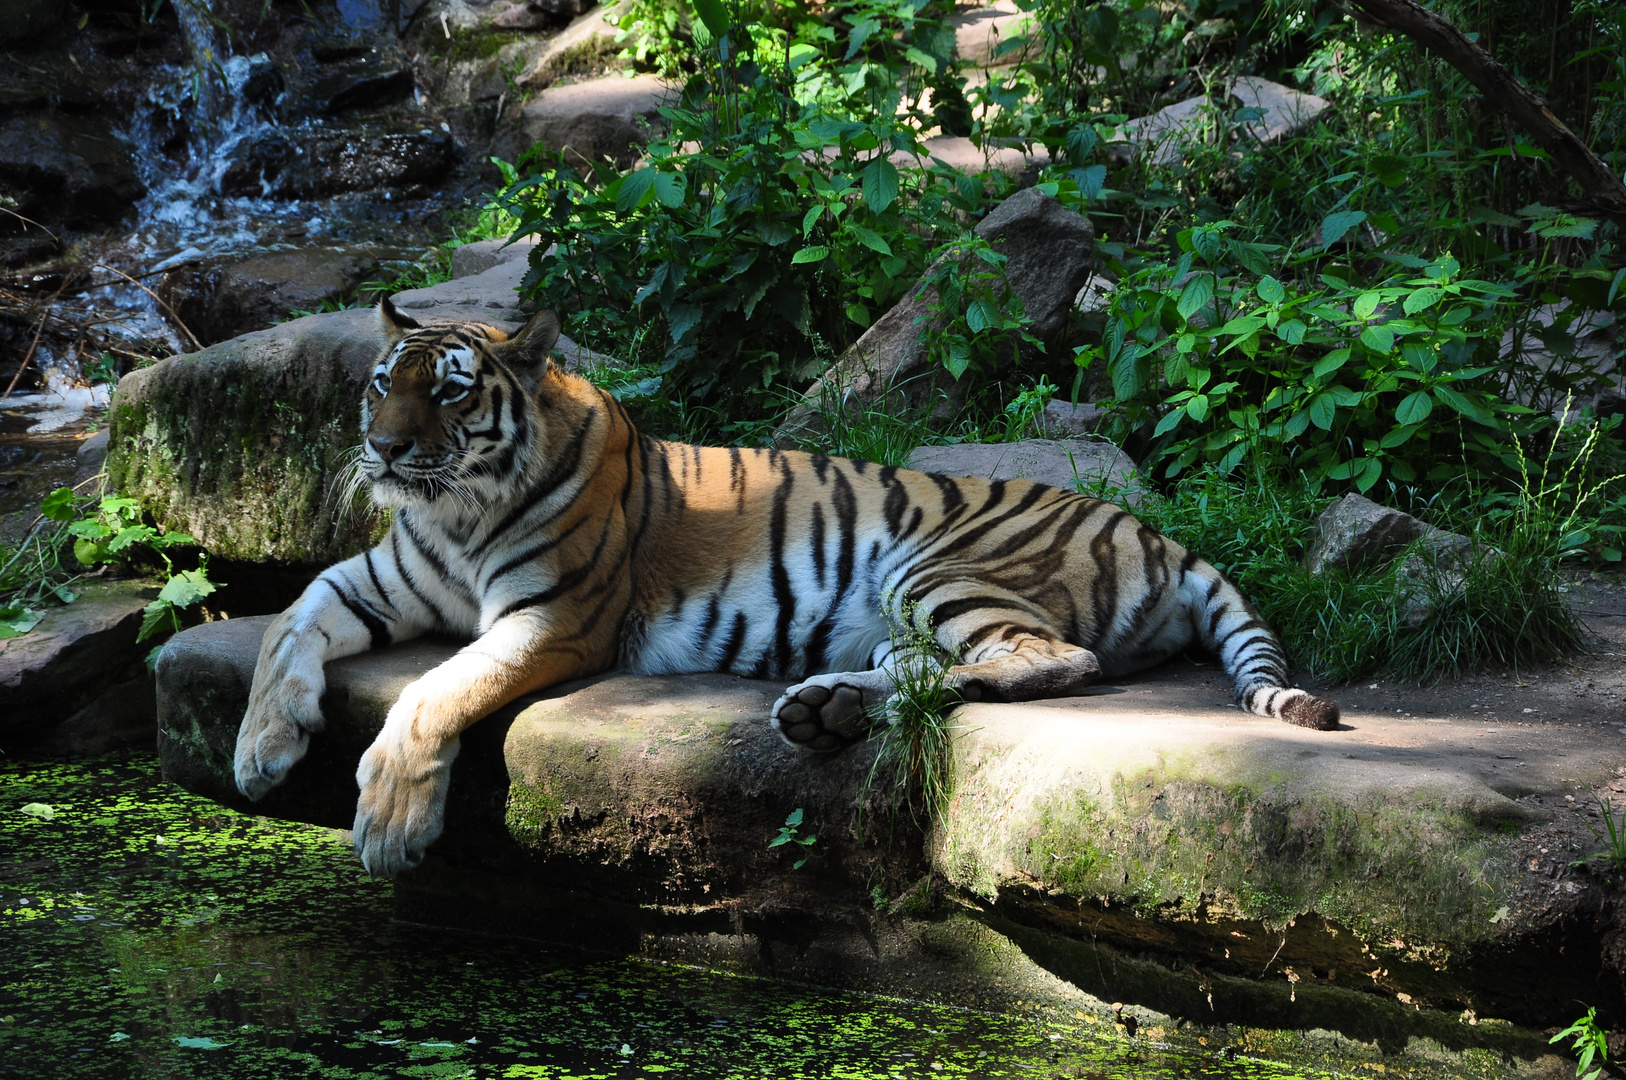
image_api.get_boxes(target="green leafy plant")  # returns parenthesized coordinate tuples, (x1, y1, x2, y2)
(1, 488, 219, 659)
(864, 595, 960, 827)
(1551, 1006, 1609, 1080)
(769, 807, 818, 869)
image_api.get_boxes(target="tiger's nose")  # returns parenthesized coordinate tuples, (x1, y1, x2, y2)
(369, 436, 414, 462)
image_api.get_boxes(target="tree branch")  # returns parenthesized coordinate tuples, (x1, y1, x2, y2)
(1345, 0, 1626, 218)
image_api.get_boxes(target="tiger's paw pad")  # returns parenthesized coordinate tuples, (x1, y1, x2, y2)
(771, 679, 870, 752)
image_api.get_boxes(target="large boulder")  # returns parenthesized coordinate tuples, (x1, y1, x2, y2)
(949, 0, 1038, 66)
(0, 113, 146, 230)
(905, 438, 1140, 503)
(159, 244, 413, 346)
(1304, 493, 1469, 575)
(491, 73, 671, 169)
(776, 187, 1093, 444)
(219, 119, 457, 199)
(108, 264, 614, 569)
(155, 614, 1625, 1057)
(516, 2, 628, 89)
(1114, 76, 1330, 167)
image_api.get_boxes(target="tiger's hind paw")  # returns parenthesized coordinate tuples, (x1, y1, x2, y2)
(770, 676, 873, 753)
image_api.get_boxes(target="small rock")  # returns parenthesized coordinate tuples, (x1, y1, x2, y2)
(906, 439, 1140, 503)
(949, 0, 1038, 66)
(1304, 493, 1433, 575)
(1113, 76, 1329, 167)
(1035, 400, 1104, 438)
(451, 237, 541, 279)
(72, 428, 109, 488)
(308, 56, 415, 115)
(492, 73, 672, 170)
(892, 134, 1051, 178)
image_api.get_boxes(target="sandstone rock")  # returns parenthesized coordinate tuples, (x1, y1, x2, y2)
(491, 73, 671, 170)
(517, 2, 629, 90)
(906, 439, 1139, 502)
(949, 0, 1038, 67)
(1114, 76, 1330, 167)
(0, 579, 157, 752)
(160, 245, 410, 346)
(0, 113, 146, 230)
(777, 188, 1093, 443)
(1035, 399, 1104, 438)
(155, 614, 1624, 1035)
(450, 236, 541, 278)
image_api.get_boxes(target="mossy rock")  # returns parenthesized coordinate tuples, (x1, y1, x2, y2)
(106, 309, 386, 567)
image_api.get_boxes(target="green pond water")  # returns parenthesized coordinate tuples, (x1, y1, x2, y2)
(0, 754, 1333, 1080)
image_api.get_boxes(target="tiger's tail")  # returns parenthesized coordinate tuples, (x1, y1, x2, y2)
(1182, 560, 1341, 731)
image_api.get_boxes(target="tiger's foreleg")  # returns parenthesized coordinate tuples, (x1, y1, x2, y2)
(235, 548, 445, 800)
(352, 617, 591, 877)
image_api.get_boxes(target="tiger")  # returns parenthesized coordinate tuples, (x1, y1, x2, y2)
(232, 298, 1340, 877)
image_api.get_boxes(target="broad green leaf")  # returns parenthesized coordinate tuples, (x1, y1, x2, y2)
(1352, 290, 1381, 320)
(844, 303, 871, 327)
(1153, 409, 1184, 437)
(0, 605, 43, 638)
(690, 0, 732, 39)
(666, 302, 702, 344)
(651, 171, 686, 208)
(942, 336, 973, 379)
(73, 538, 105, 566)
(172, 1036, 231, 1050)
(1256, 276, 1286, 305)
(1175, 333, 1196, 355)
(1320, 209, 1367, 247)
(903, 46, 938, 72)
(1395, 391, 1433, 425)
(1359, 325, 1395, 353)
(613, 168, 656, 214)
(1185, 394, 1210, 422)
(860, 159, 900, 215)
(1284, 409, 1312, 438)
(791, 246, 830, 265)
(1308, 393, 1337, 430)
(1353, 457, 1382, 492)
(1217, 315, 1266, 337)
(19, 802, 54, 821)
(1277, 318, 1306, 345)
(139, 601, 179, 643)
(1432, 384, 1497, 426)
(158, 569, 218, 609)
(1402, 287, 1443, 315)
(1380, 422, 1421, 448)
(801, 205, 823, 238)
(1176, 275, 1215, 322)
(965, 297, 1001, 334)
(40, 487, 77, 523)
(1311, 351, 1350, 380)
(66, 518, 111, 540)
(846, 225, 892, 255)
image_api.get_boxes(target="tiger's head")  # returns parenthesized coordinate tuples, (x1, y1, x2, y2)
(361, 296, 563, 512)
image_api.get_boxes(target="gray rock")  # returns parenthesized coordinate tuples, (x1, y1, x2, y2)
(0, 579, 157, 751)
(891, 134, 1051, 177)
(777, 188, 1093, 443)
(72, 428, 109, 488)
(308, 56, 415, 114)
(1304, 493, 1468, 576)
(0, 113, 146, 230)
(1035, 399, 1104, 438)
(906, 439, 1139, 502)
(491, 73, 671, 170)
(1114, 76, 1330, 167)
(274, 120, 457, 197)
(949, 0, 1037, 67)
(107, 294, 616, 566)
(518, 2, 629, 90)
(159, 245, 411, 346)
(450, 236, 541, 278)
(154, 612, 1622, 1035)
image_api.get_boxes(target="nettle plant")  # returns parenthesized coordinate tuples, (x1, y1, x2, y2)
(1093, 221, 1522, 488)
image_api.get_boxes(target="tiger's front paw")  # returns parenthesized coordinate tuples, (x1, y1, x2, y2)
(352, 719, 457, 877)
(234, 665, 326, 801)
(770, 675, 872, 752)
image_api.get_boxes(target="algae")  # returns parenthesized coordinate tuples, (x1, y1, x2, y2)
(0, 753, 1342, 1079)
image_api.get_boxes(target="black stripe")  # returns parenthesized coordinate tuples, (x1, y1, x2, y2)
(810, 502, 826, 589)
(323, 577, 390, 650)
(486, 515, 587, 583)
(471, 409, 596, 556)
(389, 528, 448, 627)
(717, 611, 748, 671)
(362, 550, 397, 613)
(769, 457, 796, 676)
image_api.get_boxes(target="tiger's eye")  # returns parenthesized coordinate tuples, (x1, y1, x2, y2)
(373, 374, 391, 395)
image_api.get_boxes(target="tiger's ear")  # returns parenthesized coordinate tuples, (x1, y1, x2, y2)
(378, 295, 421, 344)
(491, 309, 562, 376)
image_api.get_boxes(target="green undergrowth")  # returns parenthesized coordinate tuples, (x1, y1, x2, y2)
(1130, 462, 1589, 683)
(0, 753, 1341, 1080)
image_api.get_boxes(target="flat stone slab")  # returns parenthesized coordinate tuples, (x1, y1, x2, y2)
(906, 439, 1141, 503)
(1, 578, 158, 752)
(1116, 76, 1330, 167)
(155, 614, 1625, 1062)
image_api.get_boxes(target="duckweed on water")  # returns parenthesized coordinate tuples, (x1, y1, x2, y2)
(1, 755, 1332, 1079)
